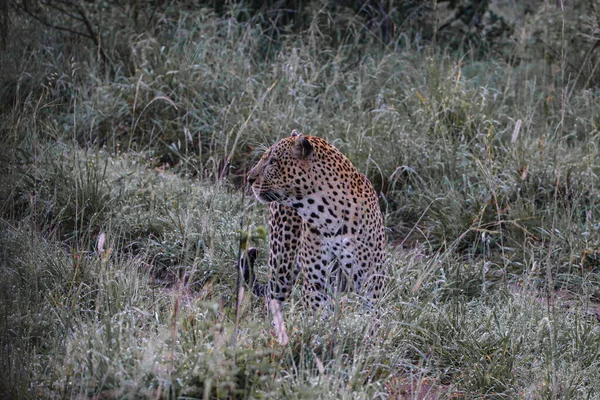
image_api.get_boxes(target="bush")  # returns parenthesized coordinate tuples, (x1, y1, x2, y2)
(1, 1, 600, 398)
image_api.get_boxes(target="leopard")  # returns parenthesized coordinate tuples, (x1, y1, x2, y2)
(241, 130, 386, 312)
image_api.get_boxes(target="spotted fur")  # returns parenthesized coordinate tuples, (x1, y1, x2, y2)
(242, 130, 386, 311)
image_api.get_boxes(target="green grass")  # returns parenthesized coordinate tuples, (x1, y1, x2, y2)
(1, 3, 600, 399)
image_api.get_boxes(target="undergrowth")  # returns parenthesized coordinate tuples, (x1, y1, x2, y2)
(1, 2, 600, 399)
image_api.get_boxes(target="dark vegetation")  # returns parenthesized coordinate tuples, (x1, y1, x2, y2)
(1, 0, 600, 398)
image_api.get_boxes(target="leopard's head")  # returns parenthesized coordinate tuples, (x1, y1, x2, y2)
(247, 130, 314, 204)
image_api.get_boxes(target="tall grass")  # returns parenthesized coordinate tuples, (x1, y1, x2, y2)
(1, 2, 600, 399)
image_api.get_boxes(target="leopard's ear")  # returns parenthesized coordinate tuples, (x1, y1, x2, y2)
(291, 131, 313, 159)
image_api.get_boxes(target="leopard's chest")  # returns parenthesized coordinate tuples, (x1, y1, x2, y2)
(294, 200, 355, 236)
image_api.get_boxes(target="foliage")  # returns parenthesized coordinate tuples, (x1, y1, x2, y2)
(1, 0, 600, 398)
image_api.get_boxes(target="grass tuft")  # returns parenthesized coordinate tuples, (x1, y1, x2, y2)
(1, 2, 600, 398)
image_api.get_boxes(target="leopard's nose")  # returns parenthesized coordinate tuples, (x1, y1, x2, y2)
(247, 174, 256, 186)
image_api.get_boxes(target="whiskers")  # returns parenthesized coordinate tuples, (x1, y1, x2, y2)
(261, 191, 281, 202)
(251, 186, 285, 203)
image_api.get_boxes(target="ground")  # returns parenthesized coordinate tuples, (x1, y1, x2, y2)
(1, 2, 600, 398)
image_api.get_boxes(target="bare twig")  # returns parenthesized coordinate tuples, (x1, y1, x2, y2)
(10, 0, 112, 67)
(73, 1, 111, 65)
(0, 0, 9, 49)
(74, 2, 98, 46)
(10, 0, 92, 39)
(231, 171, 248, 348)
(268, 299, 289, 346)
(44, 1, 84, 22)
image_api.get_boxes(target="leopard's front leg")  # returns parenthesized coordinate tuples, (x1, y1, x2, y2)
(267, 202, 303, 301)
(242, 202, 302, 302)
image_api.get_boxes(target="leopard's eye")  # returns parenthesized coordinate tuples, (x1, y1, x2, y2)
(268, 157, 278, 166)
